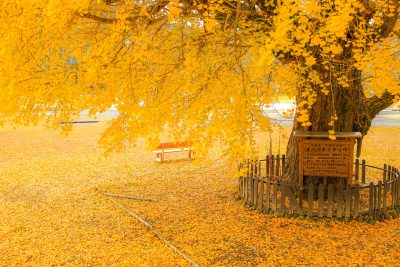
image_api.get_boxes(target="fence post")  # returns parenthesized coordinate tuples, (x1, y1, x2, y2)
(391, 171, 396, 208)
(396, 169, 398, 206)
(298, 186, 303, 211)
(388, 165, 392, 193)
(373, 183, 378, 218)
(238, 163, 243, 197)
(250, 170, 254, 207)
(362, 160, 366, 184)
(272, 182, 278, 212)
(254, 173, 259, 208)
(280, 181, 286, 214)
(282, 154, 286, 175)
(355, 158, 359, 182)
(289, 181, 295, 215)
(354, 183, 360, 218)
(270, 156, 275, 178)
(259, 179, 265, 209)
(395, 170, 398, 206)
(382, 180, 387, 213)
(383, 164, 387, 184)
(396, 170, 399, 206)
(275, 155, 280, 177)
(396, 171, 400, 205)
(377, 181, 382, 216)
(239, 176, 243, 198)
(244, 166, 249, 203)
(243, 176, 246, 199)
(265, 181, 271, 213)
(369, 182, 374, 216)
(266, 156, 269, 178)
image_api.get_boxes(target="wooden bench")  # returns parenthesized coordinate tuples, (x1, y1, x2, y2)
(153, 141, 194, 162)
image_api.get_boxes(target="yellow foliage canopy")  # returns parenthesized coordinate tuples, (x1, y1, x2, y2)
(0, 0, 399, 159)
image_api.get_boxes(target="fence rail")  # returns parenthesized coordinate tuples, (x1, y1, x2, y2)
(238, 156, 400, 220)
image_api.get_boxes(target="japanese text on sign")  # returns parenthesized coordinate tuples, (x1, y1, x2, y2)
(301, 140, 353, 177)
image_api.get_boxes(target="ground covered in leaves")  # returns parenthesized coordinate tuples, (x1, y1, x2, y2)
(1, 122, 400, 266)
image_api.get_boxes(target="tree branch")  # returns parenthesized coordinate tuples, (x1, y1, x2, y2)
(364, 91, 395, 118)
(353, 90, 395, 156)
(379, 14, 399, 38)
(77, 12, 166, 26)
(77, 12, 119, 24)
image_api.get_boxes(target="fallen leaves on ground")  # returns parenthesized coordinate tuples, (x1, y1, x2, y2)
(1, 124, 400, 266)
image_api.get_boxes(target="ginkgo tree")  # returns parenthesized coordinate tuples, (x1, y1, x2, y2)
(0, 0, 399, 184)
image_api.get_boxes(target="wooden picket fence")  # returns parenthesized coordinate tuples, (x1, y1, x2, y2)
(238, 155, 400, 219)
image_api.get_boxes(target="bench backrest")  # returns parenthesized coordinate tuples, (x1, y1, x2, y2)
(157, 141, 192, 149)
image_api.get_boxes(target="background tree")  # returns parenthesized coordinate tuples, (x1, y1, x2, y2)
(0, 0, 399, 183)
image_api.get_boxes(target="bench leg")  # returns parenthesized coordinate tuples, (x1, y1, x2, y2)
(189, 150, 195, 160)
(155, 151, 165, 162)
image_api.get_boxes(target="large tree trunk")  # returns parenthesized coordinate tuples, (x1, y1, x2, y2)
(284, 67, 394, 186)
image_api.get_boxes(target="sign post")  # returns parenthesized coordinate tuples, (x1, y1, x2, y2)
(295, 131, 362, 187)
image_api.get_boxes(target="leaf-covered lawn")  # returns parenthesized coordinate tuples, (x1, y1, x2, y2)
(1, 123, 400, 266)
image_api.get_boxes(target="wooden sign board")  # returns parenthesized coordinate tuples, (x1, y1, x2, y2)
(299, 139, 355, 186)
